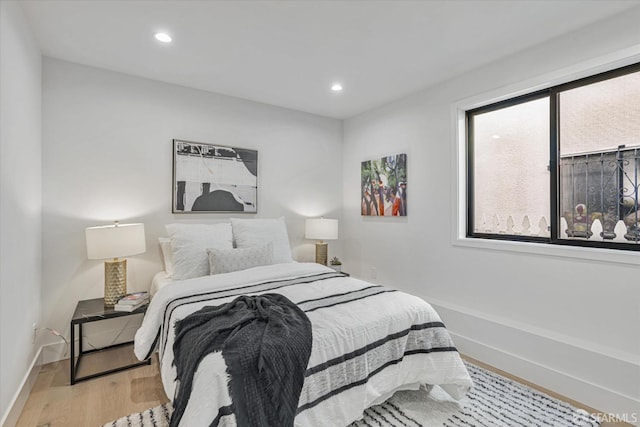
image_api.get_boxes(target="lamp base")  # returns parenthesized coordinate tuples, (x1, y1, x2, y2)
(104, 259, 127, 307)
(315, 242, 328, 265)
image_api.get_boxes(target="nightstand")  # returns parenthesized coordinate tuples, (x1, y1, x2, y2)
(70, 297, 151, 385)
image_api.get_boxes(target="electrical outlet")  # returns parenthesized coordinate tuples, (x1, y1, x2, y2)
(32, 323, 38, 344)
(371, 267, 377, 279)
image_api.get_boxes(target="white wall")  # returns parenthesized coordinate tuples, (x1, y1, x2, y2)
(0, 1, 42, 424)
(342, 8, 640, 423)
(41, 58, 343, 360)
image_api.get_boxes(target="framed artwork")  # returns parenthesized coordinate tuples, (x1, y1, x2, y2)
(361, 153, 407, 216)
(172, 139, 258, 213)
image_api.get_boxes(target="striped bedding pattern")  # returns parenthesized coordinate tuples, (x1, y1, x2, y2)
(134, 262, 472, 427)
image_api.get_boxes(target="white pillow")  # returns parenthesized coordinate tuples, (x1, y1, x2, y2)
(231, 217, 293, 264)
(166, 223, 234, 280)
(207, 243, 274, 275)
(158, 237, 174, 277)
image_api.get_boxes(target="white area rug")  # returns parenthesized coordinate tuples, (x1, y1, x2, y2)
(102, 362, 601, 426)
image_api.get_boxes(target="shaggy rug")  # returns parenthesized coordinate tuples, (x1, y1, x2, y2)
(102, 362, 600, 426)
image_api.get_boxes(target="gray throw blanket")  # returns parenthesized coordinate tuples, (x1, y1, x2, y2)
(171, 293, 313, 427)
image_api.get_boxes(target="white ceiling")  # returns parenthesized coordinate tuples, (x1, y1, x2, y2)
(20, 0, 640, 119)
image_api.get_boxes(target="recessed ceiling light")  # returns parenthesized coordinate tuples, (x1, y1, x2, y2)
(331, 83, 343, 92)
(492, 134, 500, 139)
(154, 32, 172, 43)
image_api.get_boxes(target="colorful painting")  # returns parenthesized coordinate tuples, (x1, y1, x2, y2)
(361, 153, 407, 216)
(173, 139, 258, 213)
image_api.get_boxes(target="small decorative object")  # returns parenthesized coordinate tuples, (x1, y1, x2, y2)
(305, 218, 338, 265)
(85, 222, 146, 307)
(329, 256, 342, 272)
(567, 203, 592, 238)
(361, 153, 407, 216)
(173, 139, 258, 213)
(114, 292, 150, 312)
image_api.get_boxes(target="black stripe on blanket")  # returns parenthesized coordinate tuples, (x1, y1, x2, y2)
(297, 286, 397, 313)
(305, 322, 447, 376)
(295, 284, 382, 305)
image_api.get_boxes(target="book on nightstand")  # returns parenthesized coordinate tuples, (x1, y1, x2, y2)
(117, 292, 149, 304)
(114, 299, 148, 312)
(114, 292, 149, 311)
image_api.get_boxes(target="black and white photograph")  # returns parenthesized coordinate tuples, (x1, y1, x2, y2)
(172, 139, 258, 213)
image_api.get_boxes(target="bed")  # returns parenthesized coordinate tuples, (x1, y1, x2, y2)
(135, 220, 472, 426)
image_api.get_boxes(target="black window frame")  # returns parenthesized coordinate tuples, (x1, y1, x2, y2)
(466, 62, 640, 252)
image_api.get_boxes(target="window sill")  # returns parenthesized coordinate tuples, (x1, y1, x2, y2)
(453, 236, 640, 266)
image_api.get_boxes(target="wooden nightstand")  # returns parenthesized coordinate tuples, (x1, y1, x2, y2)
(70, 297, 150, 385)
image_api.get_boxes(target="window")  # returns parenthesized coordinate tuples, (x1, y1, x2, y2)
(469, 94, 550, 240)
(467, 63, 640, 251)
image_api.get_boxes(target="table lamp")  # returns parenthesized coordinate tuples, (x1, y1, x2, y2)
(85, 221, 146, 307)
(305, 218, 338, 265)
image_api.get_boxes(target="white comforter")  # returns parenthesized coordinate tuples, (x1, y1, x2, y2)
(135, 262, 472, 427)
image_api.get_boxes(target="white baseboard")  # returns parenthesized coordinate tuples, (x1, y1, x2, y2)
(0, 346, 42, 427)
(429, 300, 640, 427)
(41, 341, 68, 365)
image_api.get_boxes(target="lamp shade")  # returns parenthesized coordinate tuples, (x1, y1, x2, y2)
(86, 222, 146, 260)
(305, 218, 338, 240)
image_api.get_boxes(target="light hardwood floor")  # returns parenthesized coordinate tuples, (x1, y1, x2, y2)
(16, 352, 168, 427)
(15, 349, 631, 426)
